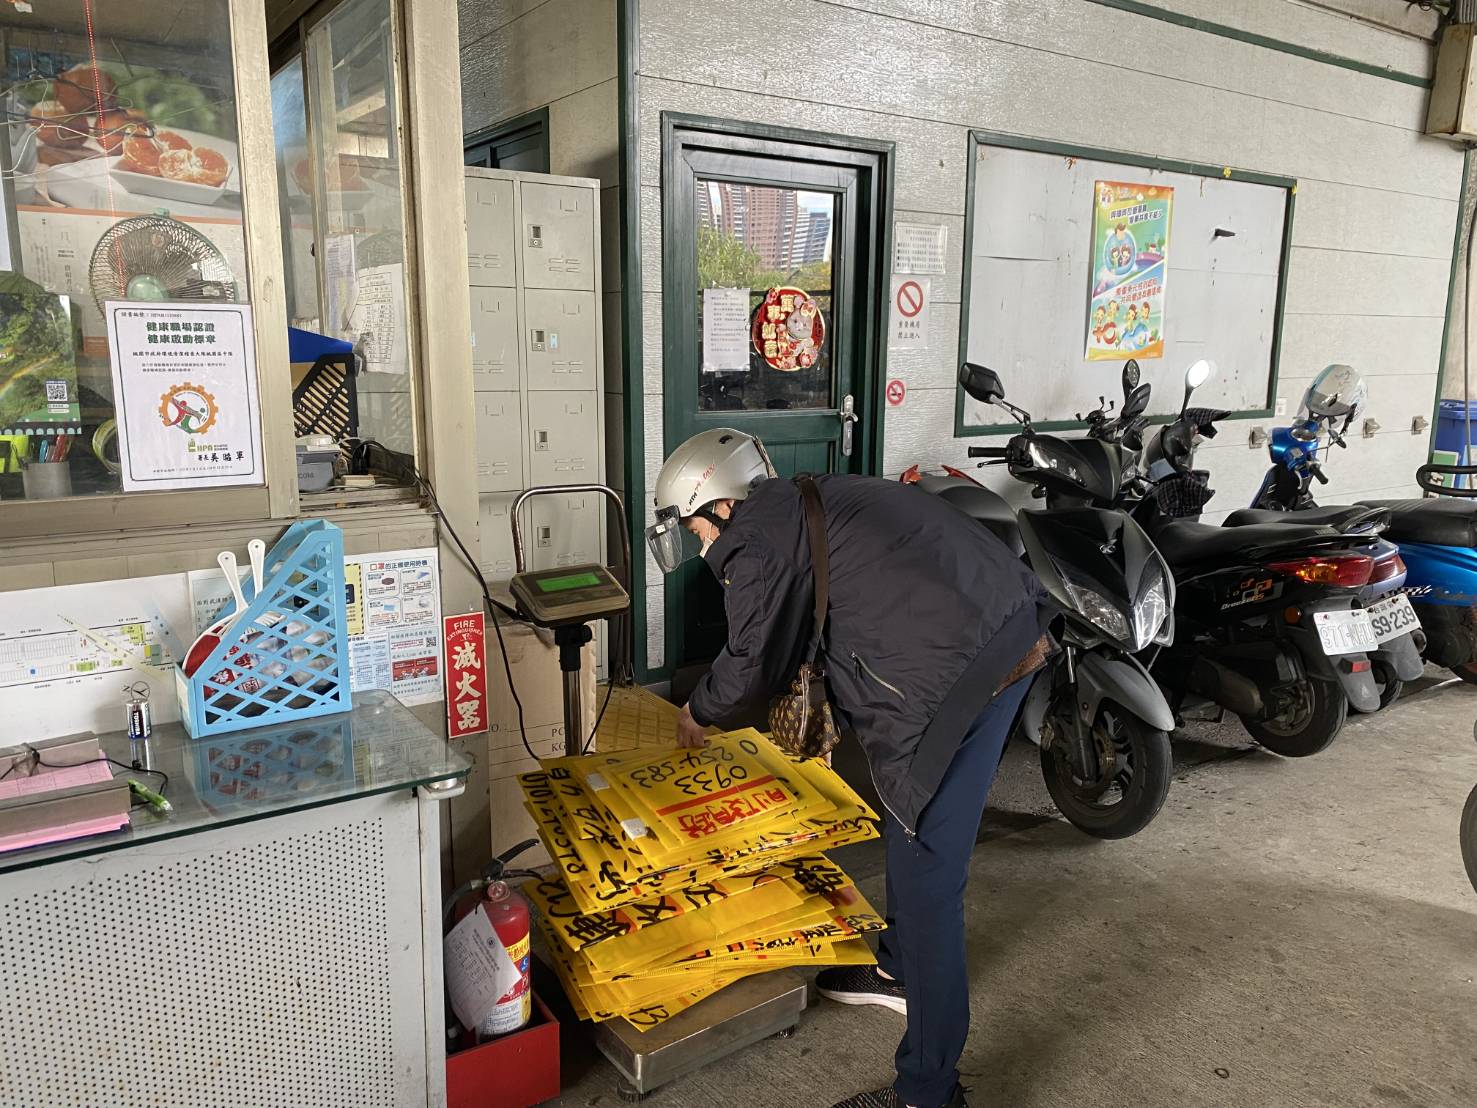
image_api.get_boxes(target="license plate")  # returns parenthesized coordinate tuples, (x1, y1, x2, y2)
(1367, 592, 1420, 644)
(1313, 609, 1378, 655)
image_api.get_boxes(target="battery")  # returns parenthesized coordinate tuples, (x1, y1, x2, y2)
(124, 682, 152, 741)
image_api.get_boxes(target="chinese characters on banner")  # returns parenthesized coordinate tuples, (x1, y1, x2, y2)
(104, 301, 263, 490)
(444, 611, 488, 739)
(1086, 181, 1173, 363)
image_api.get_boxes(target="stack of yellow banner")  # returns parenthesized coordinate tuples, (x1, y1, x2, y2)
(517, 729, 883, 1032)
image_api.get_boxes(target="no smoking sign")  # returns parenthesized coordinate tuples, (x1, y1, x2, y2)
(889, 275, 930, 350)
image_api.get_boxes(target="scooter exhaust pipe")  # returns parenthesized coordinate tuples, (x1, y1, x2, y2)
(1187, 657, 1266, 719)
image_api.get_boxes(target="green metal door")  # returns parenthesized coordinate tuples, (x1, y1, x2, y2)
(661, 117, 892, 674)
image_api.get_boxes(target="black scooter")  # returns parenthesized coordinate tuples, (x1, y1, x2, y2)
(1126, 363, 1387, 756)
(910, 363, 1176, 840)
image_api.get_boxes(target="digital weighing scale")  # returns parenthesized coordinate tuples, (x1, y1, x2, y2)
(509, 485, 632, 756)
(505, 485, 809, 1098)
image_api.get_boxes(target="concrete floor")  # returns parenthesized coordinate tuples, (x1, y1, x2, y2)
(548, 674, 1477, 1108)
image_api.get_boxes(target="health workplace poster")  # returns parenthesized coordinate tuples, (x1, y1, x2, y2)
(1086, 180, 1172, 363)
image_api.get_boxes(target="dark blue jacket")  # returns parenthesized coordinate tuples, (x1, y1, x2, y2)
(687, 474, 1050, 834)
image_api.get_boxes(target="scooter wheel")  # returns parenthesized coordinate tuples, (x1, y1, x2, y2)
(1239, 678, 1346, 756)
(1451, 663, 1477, 686)
(1462, 784, 1477, 894)
(1039, 703, 1172, 839)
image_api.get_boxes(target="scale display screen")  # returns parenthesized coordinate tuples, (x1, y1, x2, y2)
(536, 571, 603, 594)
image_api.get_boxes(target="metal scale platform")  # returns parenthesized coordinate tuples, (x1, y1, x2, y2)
(508, 486, 811, 1098)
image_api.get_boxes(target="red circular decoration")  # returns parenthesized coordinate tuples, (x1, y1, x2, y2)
(751, 286, 825, 372)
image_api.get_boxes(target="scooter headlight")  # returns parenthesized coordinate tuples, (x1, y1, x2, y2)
(1062, 578, 1130, 643)
(1133, 571, 1172, 650)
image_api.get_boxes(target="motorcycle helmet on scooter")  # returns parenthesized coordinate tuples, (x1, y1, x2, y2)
(647, 428, 775, 573)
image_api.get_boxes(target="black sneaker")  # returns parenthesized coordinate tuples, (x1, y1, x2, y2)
(815, 965, 907, 1015)
(828, 1085, 969, 1108)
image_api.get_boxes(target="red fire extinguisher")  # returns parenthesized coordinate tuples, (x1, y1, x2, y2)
(444, 839, 539, 1043)
(476, 880, 531, 1037)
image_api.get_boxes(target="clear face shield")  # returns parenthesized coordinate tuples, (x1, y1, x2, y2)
(646, 506, 704, 574)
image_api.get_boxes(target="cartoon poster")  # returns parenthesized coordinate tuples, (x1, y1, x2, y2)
(1086, 180, 1172, 362)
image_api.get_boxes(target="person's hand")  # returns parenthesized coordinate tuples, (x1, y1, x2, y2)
(676, 703, 709, 748)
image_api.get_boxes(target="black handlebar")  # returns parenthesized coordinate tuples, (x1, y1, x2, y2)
(1311, 464, 1329, 485)
(967, 446, 1008, 459)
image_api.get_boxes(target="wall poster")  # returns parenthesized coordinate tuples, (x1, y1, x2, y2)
(1086, 180, 1172, 362)
(104, 301, 262, 491)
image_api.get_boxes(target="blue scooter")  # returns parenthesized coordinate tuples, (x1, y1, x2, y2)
(1234, 364, 1474, 685)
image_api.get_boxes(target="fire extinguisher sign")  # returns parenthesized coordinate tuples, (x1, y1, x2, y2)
(444, 611, 488, 739)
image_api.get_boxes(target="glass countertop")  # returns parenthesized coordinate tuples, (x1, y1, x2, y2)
(0, 690, 469, 875)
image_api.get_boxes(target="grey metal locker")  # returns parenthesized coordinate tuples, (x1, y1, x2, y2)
(528, 491, 603, 571)
(465, 167, 607, 585)
(477, 493, 520, 581)
(474, 392, 524, 493)
(465, 177, 516, 286)
(526, 392, 598, 486)
(519, 182, 595, 291)
(469, 286, 520, 390)
(523, 289, 598, 391)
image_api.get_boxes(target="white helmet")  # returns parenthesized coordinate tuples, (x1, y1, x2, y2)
(647, 428, 774, 573)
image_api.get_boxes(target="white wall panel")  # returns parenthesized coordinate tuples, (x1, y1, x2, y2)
(628, 0, 1461, 668)
(827, 0, 1431, 129)
(639, 0, 1454, 198)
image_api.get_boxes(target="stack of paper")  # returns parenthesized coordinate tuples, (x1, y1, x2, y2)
(517, 729, 883, 1032)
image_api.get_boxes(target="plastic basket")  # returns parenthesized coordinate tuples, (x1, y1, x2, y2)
(175, 519, 353, 738)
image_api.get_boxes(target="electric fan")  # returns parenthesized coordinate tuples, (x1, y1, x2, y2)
(88, 213, 237, 316)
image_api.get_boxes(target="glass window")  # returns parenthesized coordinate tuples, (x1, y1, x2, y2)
(300, 0, 417, 465)
(696, 182, 835, 412)
(0, 0, 251, 500)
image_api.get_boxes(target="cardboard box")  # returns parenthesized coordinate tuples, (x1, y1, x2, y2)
(486, 618, 597, 735)
(491, 772, 550, 867)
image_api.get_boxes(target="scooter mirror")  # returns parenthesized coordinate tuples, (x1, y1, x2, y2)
(959, 362, 1005, 404)
(1122, 359, 1140, 394)
(1181, 359, 1213, 414)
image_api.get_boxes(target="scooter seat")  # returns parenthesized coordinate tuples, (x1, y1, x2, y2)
(1223, 505, 1382, 530)
(916, 476, 1024, 554)
(1355, 498, 1477, 547)
(1152, 519, 1342, 567)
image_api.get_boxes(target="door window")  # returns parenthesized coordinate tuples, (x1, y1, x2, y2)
(695, 182, 835, 413)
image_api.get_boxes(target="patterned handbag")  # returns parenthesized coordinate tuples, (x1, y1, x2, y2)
(768, 476, 843, 760)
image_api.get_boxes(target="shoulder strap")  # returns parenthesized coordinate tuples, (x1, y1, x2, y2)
(796, 475, 829, 663)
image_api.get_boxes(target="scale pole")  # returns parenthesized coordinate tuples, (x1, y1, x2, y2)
(554, 623, 593, 756)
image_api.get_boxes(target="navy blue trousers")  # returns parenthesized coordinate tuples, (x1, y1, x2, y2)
(875, 676, 1032, 1108)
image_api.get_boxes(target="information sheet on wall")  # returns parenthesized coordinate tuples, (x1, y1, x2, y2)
(0, 575, 193, 743)
(105, 301, 263, 490)
(190, 548, 443, 707)
(1085, 181, 1172, 362)
(893, 222, 947, 275)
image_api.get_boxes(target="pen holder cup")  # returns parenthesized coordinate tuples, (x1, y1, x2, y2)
(22, 460, 72, 499)
(176, 519, 353, 739)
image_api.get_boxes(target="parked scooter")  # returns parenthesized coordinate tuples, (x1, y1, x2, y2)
(1125, 362, 1387, 756)
(1235, 363, 1474, 683)
(905, 363, 1175, 839)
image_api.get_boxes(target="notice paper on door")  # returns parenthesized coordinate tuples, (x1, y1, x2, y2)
(702, 287, 751, 372)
